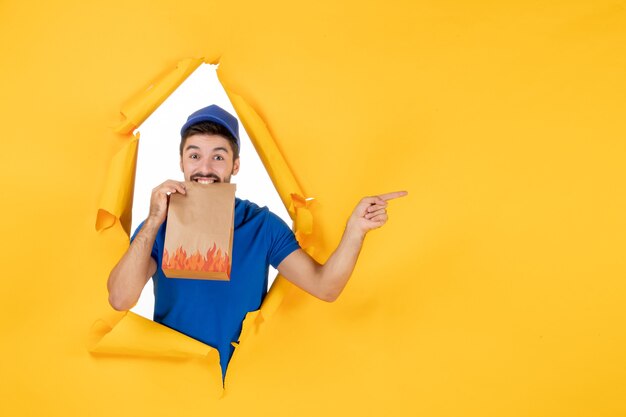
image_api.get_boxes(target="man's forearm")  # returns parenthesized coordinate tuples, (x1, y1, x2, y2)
(317, 225, 366, 302)
(107, 218, 160, 310)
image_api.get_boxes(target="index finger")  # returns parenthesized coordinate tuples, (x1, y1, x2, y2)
(378, 191, 408, 201)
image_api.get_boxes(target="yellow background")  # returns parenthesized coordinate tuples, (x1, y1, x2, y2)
(1, 1, 625, 416)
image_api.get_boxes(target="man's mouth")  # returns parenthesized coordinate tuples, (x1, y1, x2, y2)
(191, 174, 220, 184)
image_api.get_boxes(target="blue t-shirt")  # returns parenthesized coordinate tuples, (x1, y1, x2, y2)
(131, 198, 300, 378)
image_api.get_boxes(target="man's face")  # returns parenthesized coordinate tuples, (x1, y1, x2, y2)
(180, 134, 240, 183)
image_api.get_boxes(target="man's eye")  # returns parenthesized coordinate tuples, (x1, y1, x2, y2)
(190, 154, 199, 159)
(214, 155, 224, 161)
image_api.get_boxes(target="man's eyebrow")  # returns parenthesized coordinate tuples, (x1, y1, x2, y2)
(183, 145, 230, 153)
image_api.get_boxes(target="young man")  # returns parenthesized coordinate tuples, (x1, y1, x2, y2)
(107, 104, 406, 378)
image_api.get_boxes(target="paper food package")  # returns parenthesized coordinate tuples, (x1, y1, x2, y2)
(162, 182, 236, 280)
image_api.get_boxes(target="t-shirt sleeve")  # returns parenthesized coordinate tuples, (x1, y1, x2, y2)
(129, 220, 159, 261)
(265, 211, 301, 268)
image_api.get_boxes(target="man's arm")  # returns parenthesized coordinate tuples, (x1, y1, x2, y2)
(277, 191, 407, 302)
(107, 180, 186, 310)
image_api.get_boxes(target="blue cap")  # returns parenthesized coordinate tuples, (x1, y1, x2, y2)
(180, 105, 240, 149)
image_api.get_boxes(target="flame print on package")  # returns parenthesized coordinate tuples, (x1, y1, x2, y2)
(162, 243, 232, 281)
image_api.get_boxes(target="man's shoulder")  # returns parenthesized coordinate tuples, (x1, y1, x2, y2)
(235, 197, 269, 215)
(234, 198, 288, 230)
(234, 198, 269, 226)
(235, 197, 266, 211)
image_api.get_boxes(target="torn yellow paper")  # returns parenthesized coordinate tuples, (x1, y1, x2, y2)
(115, 58, 204, 134)
(225, 89, 319, 321)
(88, 311, 219, 361)
(96, 134, 139, 233)
(225, 90, 303, 211)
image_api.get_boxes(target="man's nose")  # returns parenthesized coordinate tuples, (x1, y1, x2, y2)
(200, 158, 217, 172)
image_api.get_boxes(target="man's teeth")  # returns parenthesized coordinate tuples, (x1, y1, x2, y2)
(196, 178, 215, 184)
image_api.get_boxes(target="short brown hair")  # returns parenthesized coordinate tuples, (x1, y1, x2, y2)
(180, 121, 240, 159)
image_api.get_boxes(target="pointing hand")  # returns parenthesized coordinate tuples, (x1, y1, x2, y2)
(347, 191, 408, 236)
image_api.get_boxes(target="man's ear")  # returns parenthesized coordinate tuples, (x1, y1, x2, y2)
(232, 157, 240, 176)
(179, 157, 183, 173)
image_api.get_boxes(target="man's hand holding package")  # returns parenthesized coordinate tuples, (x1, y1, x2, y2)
(148, 180, 187, 226)
(108, 180, 187, 310)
